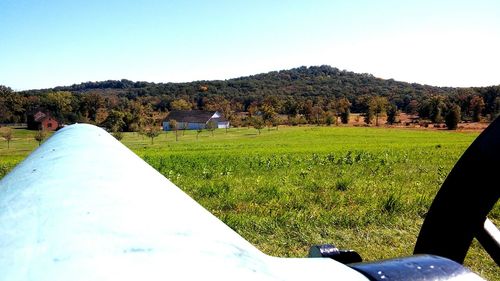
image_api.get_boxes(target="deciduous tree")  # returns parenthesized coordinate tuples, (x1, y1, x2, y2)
(1, 127, 13, 149)
(445, 105, 461, 130)
(429, 96, 446, 123)
(170, 99, 192, 110)
(45, 91, 73, 121)
(206, 120, 217, 136)
(338, 98, 351, 124)
(386, 104, 399, 125)
(469, 95, 485, 122)
(34, 130, 48, 146)
(252, 116, 264, 134)
(169, 119, 179, 141)
(144, 125, 161, 144)
(103, 110, 126, 132)
(369, 96, 388, 126)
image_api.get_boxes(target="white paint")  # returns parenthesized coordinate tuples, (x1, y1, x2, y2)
(217, 121, 230, 129)
(0, 124, 367, 281)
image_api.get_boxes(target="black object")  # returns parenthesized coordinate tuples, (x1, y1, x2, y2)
(414, 117, 500, 265)
(308, 244, 362, 264)
(349, 254, 482, 281)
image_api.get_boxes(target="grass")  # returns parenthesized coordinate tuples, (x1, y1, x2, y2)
(0, 125, 498, 280)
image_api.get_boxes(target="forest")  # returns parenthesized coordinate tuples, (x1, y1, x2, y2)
(1, 65, 499, 131)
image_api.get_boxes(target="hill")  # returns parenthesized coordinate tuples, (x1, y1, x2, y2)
(1, 65, 499, 127)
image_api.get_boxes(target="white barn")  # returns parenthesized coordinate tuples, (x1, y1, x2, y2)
(163, 110, 230, 131)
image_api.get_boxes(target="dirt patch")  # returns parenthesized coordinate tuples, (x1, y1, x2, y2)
(347, 113, 488, 132)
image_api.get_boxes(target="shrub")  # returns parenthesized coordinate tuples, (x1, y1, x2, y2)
(445, 105, 461, 130)
(34, 130, 48, 145)
(386, 104, 398, 124)
(0, 127, 13, 148)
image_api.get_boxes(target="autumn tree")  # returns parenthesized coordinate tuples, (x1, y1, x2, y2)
(261, 103, 277, 130)
(325, 113, 334, 126)
(170, 99, 192, 110)
(206, 120, 217, 136)
(386, 104, 399, 125)
(142, 111, 165, 144)
(326, 100, 338, 125)
(144, 125, 161, 144)
(406, 99, 419, 115)
(95, 108, 109, 125)
(1, 127, 13, 149)
(338, 97, 351, 124)
(283, 99, 299, 116)
(445, 105, 461, 130)
(221, 101, 234, 133)
(469, 95, 485, 122)
(129, 101, 153, 131)
(311, 105, 324, 125)
(368, 96, 389, 126)
(302, 99, 314, 122)
(272, 115, 280, 130)
(493, 97, 500, 120)
(252, 116, 264, 134)
(129, 123, 140, 134)
(0, 86, 25, 123)
(45, 91, 73, 121)
(203, 96, 233, 126)
(81, 92, 105, 122)
(247, 102, 259, 118)
(364, 110, 374, 125)
(169, 119, 179, 141)
(265, 119, 273, 131)
(34, 130, 48, 146)
(103, 110, 126, 132)
(429, 96, 446, 123)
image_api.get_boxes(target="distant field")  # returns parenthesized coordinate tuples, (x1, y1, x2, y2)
(0, 126, 498, 280)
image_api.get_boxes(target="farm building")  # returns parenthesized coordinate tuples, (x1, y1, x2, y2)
(163, 110, 229, 131)
(27, 110, 59, 131)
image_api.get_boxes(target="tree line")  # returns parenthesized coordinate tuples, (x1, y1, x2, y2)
(1, 65, 499, 131)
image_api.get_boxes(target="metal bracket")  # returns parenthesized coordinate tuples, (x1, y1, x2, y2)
(308, 244, 363, 264)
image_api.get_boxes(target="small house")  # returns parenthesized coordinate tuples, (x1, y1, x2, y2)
(163, 110, 229, 131)
(27, 111, 59, 131)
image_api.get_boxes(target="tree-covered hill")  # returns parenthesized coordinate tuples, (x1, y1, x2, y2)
(1, 65, 499, 129)
(22, 65, 460, 103)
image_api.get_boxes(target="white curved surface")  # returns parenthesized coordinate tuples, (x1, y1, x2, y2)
(0, 124, 367, 280)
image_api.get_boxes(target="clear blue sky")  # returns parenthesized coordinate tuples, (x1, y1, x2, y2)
(1, 0, 499, 90)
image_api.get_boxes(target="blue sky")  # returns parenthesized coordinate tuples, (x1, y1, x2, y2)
(1, 0, 499, 90)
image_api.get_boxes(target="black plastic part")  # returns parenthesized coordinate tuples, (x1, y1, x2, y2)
(414, 117, 500, 264)
(349, 254, 482, 281)
(308, 244, 362, 264)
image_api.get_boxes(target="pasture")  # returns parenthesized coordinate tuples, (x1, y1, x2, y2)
(0, 126, 498, 279)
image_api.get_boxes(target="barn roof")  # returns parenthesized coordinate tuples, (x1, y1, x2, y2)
(31, 110, 56, 122)
(165, 110, 227, 123)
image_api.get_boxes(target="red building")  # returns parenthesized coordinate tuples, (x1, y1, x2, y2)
(27, 111, 59, 131)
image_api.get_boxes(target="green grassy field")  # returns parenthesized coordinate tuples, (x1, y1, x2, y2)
(1, 126, 498, 279)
